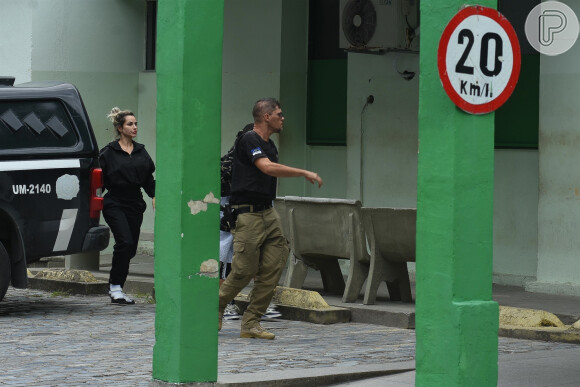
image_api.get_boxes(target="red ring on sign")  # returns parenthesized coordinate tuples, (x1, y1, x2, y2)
(437, 6, 521, 115)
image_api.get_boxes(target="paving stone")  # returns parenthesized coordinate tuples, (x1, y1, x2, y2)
(1, 288, 579, 386)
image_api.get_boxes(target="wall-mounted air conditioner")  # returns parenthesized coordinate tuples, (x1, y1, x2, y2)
(339, 0, 419, 52)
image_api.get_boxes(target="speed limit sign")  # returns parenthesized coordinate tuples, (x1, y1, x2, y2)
(438, 6, 521, 115)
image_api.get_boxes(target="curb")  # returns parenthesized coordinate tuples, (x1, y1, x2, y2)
(349, 307, 415, 329)
(497, 305, 580, 343)
(150, 362, 416, 387)
(27, 278, 155, 298)
(499, 326, 580, 344)
(123, 278, 155, 296)
(215, 368, 415, 387)
(234, 299, 351, 325)
(234, 286, 351, 324)
(27, 276, 108, 295)
(27, 269, 155, 298)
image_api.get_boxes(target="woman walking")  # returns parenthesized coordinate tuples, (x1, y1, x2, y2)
(99, 107, 155, 304)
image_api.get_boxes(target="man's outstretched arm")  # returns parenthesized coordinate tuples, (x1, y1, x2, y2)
(254, 157, 323, 187)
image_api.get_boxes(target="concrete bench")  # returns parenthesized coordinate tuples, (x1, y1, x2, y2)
(361, 207, 416, 304)
(276, 196, 369, 303)
(273, 197, 289, 238)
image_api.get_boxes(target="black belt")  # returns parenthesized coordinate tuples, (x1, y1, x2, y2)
(232, 204, 272, 214)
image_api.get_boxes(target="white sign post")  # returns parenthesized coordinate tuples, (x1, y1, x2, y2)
(438, 6, 521, 114)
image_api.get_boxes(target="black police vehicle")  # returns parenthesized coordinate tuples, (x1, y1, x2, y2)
(0, 78, 110, 302)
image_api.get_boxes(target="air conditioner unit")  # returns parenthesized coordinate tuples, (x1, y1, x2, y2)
(339, 0, 419, 52)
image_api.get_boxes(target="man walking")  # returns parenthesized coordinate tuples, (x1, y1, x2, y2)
(218, 98, 323, 340)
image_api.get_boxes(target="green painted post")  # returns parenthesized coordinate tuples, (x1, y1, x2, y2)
(416, 1, 499, 386)
(152, 0, 224, 383)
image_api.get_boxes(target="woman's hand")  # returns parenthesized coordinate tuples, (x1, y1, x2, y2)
(152, 197, 155, 210)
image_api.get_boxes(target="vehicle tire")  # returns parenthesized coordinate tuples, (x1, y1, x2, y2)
(0, 242, 10, 302)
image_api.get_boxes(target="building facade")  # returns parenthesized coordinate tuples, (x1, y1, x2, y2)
(2, 0, 580, 296)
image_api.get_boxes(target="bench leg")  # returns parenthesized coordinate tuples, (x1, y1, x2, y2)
(363, 252, 387, 305)
(363, 257, 413, 304)
(385, 261, 412, 302)
(284, 256, 308, 289)
(343, 258, 368, 303)
(319, 260, 346, 295)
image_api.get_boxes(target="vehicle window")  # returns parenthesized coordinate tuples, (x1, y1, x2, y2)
(0, 100, 79, 151)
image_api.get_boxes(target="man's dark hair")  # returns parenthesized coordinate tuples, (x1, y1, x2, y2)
(252, 98, 281, 122)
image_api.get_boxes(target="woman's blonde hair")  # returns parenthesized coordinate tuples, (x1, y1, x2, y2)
(107, 107, 134, 138)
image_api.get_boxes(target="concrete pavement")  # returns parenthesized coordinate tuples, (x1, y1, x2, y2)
(4, 286, 580, 386)
(14, 252, 580, 385)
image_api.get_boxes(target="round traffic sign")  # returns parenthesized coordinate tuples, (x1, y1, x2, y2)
(438, 6, 521, 115)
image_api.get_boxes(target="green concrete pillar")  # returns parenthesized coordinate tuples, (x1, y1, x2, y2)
(152, 0, 224, 383)
(416, 1, 499, 386)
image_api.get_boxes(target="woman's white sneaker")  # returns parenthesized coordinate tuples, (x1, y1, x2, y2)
(109, 285, 135, 305)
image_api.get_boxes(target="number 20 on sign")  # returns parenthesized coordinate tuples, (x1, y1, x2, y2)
(438, 6, 521, 115)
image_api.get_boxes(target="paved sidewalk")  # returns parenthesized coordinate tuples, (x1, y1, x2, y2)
(19, 252, 580, 385)
(95, 254, 580, 329)
(3, 287, 580, 386)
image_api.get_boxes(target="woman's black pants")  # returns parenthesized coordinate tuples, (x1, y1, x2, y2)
(103, 198, 144, 288)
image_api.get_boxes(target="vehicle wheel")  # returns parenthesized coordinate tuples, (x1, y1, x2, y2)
(0, 242, 10, 302)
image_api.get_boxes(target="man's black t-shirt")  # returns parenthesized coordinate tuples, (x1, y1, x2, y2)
(230, 130, 278, 205)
